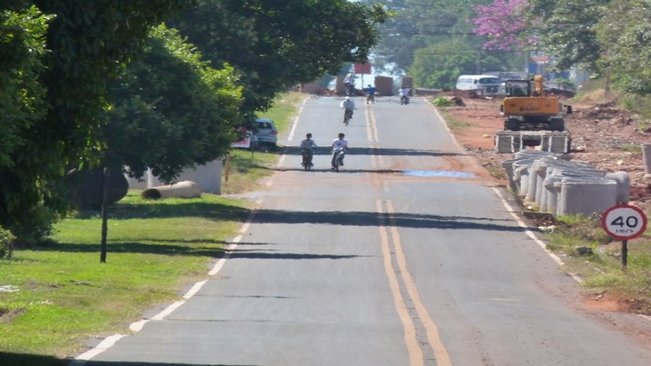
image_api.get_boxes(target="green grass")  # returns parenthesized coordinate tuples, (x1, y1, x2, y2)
(221, 91, 306, 194)
(258, 91, 306, 133)
(0, 91, 304, 361)
(0, 192, 251, 358)
(543, 213, 651, 313)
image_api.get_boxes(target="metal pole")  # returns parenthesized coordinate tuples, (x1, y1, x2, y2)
(622, 240, 628, 269)
(100, 167, 109, 263)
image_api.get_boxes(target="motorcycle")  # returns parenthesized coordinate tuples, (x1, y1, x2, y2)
(331, 148, 346, 172)
(343, 108, 353, 125)
(366, 93, 375, 104)
(400, 95, 410, 105)
(301, 149, 313, 171)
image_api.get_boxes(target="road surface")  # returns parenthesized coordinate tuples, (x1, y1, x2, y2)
(78, 95, 651, 366)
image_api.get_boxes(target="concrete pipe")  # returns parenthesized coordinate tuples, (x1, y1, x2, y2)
(643, 143, 651, 184)
(141, 180, 202, 200)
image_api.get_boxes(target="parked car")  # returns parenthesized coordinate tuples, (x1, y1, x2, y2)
(455, 75, 502, 96)
(253, 118, 278, 148)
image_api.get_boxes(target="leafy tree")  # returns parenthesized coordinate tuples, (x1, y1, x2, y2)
(0, 1, 192, 242)
(171, 0, 389, 114)
(103, 25, 243, 183)
(472, 0, 533, 51)
(527, 0, 608, 72)
(409, 39, 506, 89)
(596, 0, 651, 95)
(0, 5, 50, 168)
(364, 0, 494, 73)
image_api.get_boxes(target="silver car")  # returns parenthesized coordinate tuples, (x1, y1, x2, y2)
(253, 118, 278, 147)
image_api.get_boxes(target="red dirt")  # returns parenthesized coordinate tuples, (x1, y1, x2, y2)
(439, 94, 651, 212)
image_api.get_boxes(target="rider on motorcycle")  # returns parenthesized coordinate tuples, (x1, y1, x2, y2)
(300, 133, 317, 166)
(363, 84, 376, 104)
(331, 132, 348, 169)
(340, 97, 356, 122)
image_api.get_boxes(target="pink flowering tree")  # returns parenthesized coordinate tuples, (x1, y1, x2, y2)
(472, 0, 535, 51)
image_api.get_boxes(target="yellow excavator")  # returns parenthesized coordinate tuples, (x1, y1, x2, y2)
(500, 75, 572, 131)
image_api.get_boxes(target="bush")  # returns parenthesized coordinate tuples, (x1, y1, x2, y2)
(0, 225, 15, 259)
(432, 97, 454, 107)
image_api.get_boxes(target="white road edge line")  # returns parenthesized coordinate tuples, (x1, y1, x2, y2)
(69, 201, 261, 365)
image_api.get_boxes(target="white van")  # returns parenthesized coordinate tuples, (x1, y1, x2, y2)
(455, 75, 502, 95)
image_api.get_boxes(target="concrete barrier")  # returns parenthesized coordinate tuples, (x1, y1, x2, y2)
(502, 154, 630, 217)
(643, 143, 651, 184)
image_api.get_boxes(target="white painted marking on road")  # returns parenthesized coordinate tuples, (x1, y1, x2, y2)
(491, 187, 583, 284)
(151, 300, 184, 321)
(70, 200, 262, 365)
(69, 334, 125, 365)
(287, 96, 310, 142)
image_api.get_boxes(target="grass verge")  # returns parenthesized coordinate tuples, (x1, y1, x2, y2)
(0, 192, 250, 358)
(0, 91, 303, 362)
(221, 91, 306, 194)
(543, 214, 651, 314)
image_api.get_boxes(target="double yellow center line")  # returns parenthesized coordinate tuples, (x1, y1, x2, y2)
(376, 200, 451, 365)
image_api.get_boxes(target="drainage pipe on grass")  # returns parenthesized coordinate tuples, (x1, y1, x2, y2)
(141, 180, 201, 199)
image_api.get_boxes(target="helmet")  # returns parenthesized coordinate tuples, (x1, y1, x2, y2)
(338, 133, 345, 138)
(345, 96, 351, 100)
(306, 133, 312, 138)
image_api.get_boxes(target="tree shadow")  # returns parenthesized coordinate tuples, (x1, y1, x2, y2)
(106, 202, 251, 221)
(31, 240, 227, 256)
(229, 246, 367, 261)
(249, 209, 525, 232)
(280, 146, 465, 157)
(0, 351, 260, 365)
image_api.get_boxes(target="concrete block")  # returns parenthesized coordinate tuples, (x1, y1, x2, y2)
(643, 143, 651, 183)
(558, 178, 619, 216)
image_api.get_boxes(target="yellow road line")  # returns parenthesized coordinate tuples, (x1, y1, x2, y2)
(377, 199, 424, 366)
(386, 201, 452, 366)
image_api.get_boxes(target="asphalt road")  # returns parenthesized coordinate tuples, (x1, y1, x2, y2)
(78, 95, 651, 366)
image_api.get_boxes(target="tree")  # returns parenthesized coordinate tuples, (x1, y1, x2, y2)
(0, 1, 192, 242)
(409, 39, 506, 89)
(103, 25, 243, 183)
(596, 0, 651, 95)
(363, 0, 495, 73)
(171, 0, 389, 114)
(527, 0, 608, 72)
(472, 0, 533, 51)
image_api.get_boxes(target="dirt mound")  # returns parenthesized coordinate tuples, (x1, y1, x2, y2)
(437, 93, 651, 211)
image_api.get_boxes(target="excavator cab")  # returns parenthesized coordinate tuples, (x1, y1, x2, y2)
(500, 75, 570, 132)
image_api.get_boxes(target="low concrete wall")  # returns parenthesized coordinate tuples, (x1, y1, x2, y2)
(126, 159, 223, 194)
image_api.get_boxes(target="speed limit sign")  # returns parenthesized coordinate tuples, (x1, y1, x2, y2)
(601, 204, 648, 240)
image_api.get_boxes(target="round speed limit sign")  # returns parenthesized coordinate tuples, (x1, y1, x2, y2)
(601, 204, 648, 240)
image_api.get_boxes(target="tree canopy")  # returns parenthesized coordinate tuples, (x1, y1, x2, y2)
(171, 0, 389, 113)
(103, 25, 242, 183)
(0, 0, 388, 242)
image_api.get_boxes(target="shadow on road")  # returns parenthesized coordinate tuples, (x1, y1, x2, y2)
(249, 209, 525, 233)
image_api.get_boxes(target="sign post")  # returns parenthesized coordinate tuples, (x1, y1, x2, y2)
(601, 204, 648, 269)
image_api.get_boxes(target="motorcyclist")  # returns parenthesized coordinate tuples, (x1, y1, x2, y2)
(299, 133, 317, 167)
(340, 97, 356, 122)
(343, 72, 356, 96)
(363, 84, 376, 104)
(399, 87, 410, 105)
(331, 132, 348, 169)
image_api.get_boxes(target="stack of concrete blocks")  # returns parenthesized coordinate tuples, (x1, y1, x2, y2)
(495, 131, 571, 154)
(502, 154, 630, 217)
(125, 159, 223, 194)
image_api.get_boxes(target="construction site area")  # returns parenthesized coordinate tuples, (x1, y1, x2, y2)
(437, 90, 651, 213)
